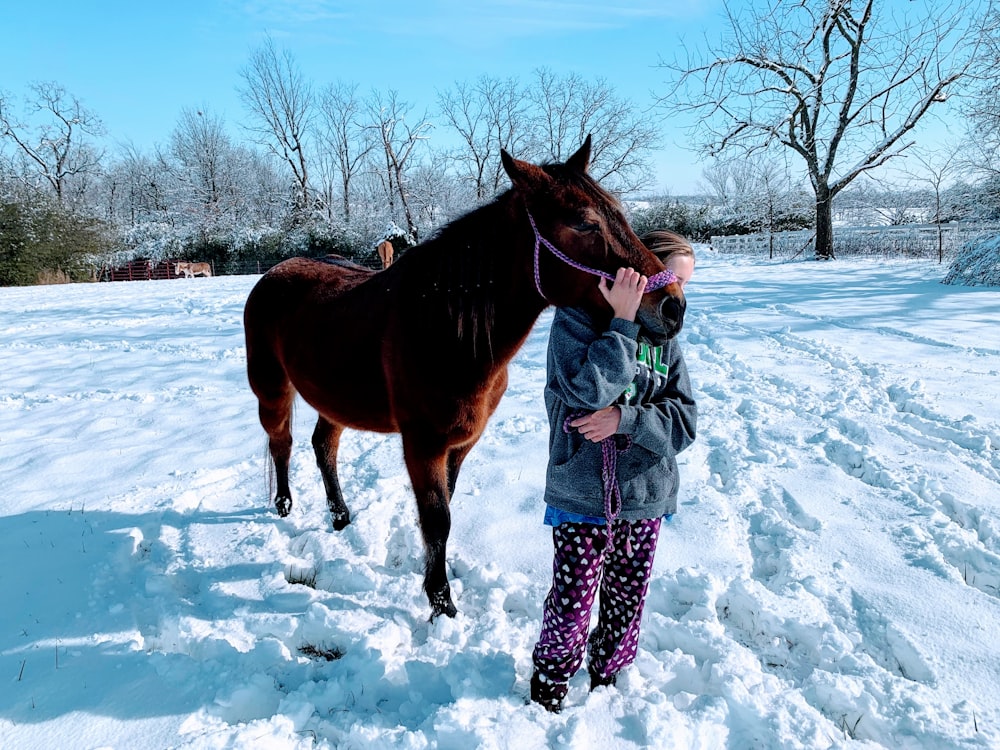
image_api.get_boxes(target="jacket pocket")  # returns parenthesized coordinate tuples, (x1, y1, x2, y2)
(616, 443, 661, 481)
(547, 440, 603, 498)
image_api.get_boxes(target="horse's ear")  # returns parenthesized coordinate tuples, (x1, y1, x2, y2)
(501, 149, 550, 190)
(565, 134, 592, 173)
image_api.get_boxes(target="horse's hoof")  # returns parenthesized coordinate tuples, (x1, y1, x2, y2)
(275, 496, 292, 517)
(331, 510, 351, 531)
(429, 592, 458, 620)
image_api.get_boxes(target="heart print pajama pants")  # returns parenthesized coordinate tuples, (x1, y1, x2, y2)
(532, 517, 662, 685)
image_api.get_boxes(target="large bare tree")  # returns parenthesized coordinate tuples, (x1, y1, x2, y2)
(0, 81, 105, 205)
(238, 37, 314, 217)
(660, 0, 990, 259)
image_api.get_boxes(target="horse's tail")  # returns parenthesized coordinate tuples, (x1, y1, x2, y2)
(265, 434, 275, 498)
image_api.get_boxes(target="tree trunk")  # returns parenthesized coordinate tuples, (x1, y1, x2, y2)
(935, 192, 944, 264)
(341, 173, 351, 225)
(814, 190, 835, 260)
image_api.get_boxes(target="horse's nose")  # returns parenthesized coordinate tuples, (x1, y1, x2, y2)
(658, 295, 686, 339)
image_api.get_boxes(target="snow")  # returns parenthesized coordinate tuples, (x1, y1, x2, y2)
(2, 252, 999, 749)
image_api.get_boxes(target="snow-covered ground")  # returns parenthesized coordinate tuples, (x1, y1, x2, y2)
(1, 253, 998, 749)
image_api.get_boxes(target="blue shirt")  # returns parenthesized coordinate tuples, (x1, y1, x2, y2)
(544, 505, 672, 527)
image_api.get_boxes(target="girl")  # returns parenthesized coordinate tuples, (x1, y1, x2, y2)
(530, 241, 698, 712)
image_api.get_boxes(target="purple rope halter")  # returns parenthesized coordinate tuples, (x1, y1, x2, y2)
(527, 210, 677, 301)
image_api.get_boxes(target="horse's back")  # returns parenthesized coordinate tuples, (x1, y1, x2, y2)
(246, 257, 372, 352)
(246, 256, 371, 315)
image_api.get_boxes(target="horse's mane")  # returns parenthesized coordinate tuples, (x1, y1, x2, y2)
(398, 192, 516, 359)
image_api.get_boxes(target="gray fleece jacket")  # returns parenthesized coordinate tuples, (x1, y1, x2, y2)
(542, 306, 698, 519)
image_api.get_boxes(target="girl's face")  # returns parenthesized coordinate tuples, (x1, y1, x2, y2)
(665, 254, 695, 290)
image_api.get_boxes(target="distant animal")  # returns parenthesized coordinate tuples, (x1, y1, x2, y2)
(376, 240, 394, 269)
(242, 136, 686, 619)
(175, 261, 212, 278)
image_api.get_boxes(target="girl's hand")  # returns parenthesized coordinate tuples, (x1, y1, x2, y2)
(569, 406, 622, 442)
(598, 267, 646, 322)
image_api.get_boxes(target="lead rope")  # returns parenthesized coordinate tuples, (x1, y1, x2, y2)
(531, 203, 671, 556)
(565, 416, 634, 555)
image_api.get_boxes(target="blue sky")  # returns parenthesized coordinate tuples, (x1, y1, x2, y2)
(0, 1, 965, 195)
(1, 0, 725, 193)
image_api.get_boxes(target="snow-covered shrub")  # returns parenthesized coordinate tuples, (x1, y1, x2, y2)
(942, 235, 1000, 287)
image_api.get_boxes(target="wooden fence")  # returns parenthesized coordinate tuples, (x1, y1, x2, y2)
(710, 223, 1000, 259)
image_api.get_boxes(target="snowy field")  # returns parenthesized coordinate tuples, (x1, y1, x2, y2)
(1, 253, 999, 749)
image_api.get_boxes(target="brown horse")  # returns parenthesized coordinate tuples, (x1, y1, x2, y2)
(243, 136, 686, 619)
(376, 240, 394, 269)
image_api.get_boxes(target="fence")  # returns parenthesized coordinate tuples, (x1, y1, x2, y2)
(99, 254, 389, 282)
(102, 258, 190, 282)
(710, 223, 1000, 260)
(223, 256, 384, 275)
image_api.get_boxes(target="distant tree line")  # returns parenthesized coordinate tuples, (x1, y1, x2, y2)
(0, 55, 663, 285)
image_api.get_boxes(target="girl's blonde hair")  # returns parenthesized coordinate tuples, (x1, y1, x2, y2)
(641, 230, 695, 265)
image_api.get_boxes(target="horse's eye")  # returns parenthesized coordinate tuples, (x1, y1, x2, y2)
(574, 222, 600, 233)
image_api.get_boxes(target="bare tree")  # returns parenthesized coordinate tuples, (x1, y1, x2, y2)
(437, 75, 532, 200)
(527, 68, 658, 194)
(366, 89, 432, 241)
(317, 81, 376, 225)
(907, 144, 962, 261)
(406, 150, 468, 229)
(0, 81, 105, 205)
(160, 107, 283, 232)
(164, 108, 231, 216)
(660, 0, 990, 259)
(238, 37, 314, 216)
(102, 143, 166, 225)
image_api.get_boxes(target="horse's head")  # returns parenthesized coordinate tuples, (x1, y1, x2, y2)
(501, 136, 685, 339)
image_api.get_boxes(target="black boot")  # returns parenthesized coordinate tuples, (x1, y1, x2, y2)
(530, 672, 568, 713)
(589, 667, 617, 691)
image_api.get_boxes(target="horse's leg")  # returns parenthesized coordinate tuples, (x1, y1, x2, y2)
(258, 394, 294, 516)
(312, 416, 351, 530)
(247, 351, 296, 517)
(445, 380, 502, 497)
(446, 443, 475, 498)
(401, 432, 457, 619)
